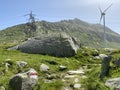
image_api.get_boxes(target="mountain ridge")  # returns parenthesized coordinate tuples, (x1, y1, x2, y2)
(0, 18, 120, 48)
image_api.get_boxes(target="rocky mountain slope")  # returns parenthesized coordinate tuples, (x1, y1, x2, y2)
(0, 18, 120, 48)
(0, 18, 120, 90)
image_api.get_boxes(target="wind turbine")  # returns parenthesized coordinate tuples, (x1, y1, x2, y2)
(24, 11, 36, 23)
(99, 4, 113, 48)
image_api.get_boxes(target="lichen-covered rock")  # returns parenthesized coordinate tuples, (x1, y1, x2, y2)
(40, 64, 49, 72)
(105, 78, 120, 90)
(100, 56, 112, 80)
(59, 65, 67, 71)
(99, 54, 108, 60)
(16, 61, 27, 67)
(74, 83, 81, 89)
(9, 68, 38, 90)
(0, 86, 5, 90)
(11, 33, 79, 57)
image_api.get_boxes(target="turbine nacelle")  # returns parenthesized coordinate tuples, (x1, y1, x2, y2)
(102, 13, 105, 16)
(99, 4, 113, 23)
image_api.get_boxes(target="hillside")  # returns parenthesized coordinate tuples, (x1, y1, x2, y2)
(0, 18, 120, 48)
(1, 18, 120, 90)
(1, 44, 120, 90)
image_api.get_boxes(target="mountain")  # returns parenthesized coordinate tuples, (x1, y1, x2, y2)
(0, 18, 120, 48)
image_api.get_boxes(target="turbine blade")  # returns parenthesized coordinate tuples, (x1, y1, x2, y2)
(103, 3, 113, 12)
(99, 14, 103, 23)
(98, 6, 102, 13)
(24, 14, 29, 17)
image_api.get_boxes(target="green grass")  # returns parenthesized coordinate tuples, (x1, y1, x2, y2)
(1, 44, 120, 90)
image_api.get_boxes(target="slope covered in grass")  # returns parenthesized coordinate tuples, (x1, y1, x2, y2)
(1, 43, 120, 90)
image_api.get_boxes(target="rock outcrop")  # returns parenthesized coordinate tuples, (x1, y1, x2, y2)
(9, 33, 80, 57)
(9, 68, 38, 90)
(100, 56, 112, 80)
(105, 78, 120, 90)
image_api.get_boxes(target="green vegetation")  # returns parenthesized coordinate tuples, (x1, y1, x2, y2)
(0, 43, 120, 90)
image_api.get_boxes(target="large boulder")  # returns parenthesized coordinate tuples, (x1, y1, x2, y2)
(10, 33, 80, 57)
(105, 78, 120, 90)
(100, 56, 112, 80)
(9, 68, 38, 90)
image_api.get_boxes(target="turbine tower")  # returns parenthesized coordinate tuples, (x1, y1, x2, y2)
(99, 4, 112, 48)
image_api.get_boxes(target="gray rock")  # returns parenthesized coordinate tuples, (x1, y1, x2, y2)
(94, 56, 100, 59)
(40, 64, 49, 72)
(62, 87, 69, 90)
(16, 61, 27, 67)
(11, 33, 79, 57)
(105, 78, 120, 90)
(59, 65, 67, 71)
(100, 56, 112, 80)
(81, 75, 87, 79)
(9, 68, 38, 90)
(64, 75, 75, 79)
(5, 63, 10, 72)
(8, 45, 19, 50)
(113, 58, 120, 66)
(74, 78, 79, 83)
(104, 48, 113, 52)
(68, 70, 84, 75)
(0, 86, 5, 90)
(74, 83, 81, 89)
(82, 65, 88, 69)
(99, 54, 108, 60)
(44, 79, 52, 83)
(46, 74, 57, 80)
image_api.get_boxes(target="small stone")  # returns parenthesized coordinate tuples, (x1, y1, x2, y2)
(99, 54, 108, 60)
(81, 75, 87, 79)
(0, 86, 5, 90)
(68, 70, 84, 75)
(40, 64, 49, 72)
(46, 74, 57, 80)
(74, 78, 79, 83)
(63, 87, 69, 90)
(74, 83, 81, 89)
(64, 75, 75, 79)
(44, 79, 52, 83)
(5, 63, 10, 72)
(59, 65, 67, 71)
(82, 65, 87, 69)
(94, 56, 100, 59)
(16, 61, 27, 67)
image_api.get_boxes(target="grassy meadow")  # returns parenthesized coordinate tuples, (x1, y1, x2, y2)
(0, 43, 120, 90)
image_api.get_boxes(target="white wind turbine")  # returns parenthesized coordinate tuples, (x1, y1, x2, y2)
(99, 4, 113, 48)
